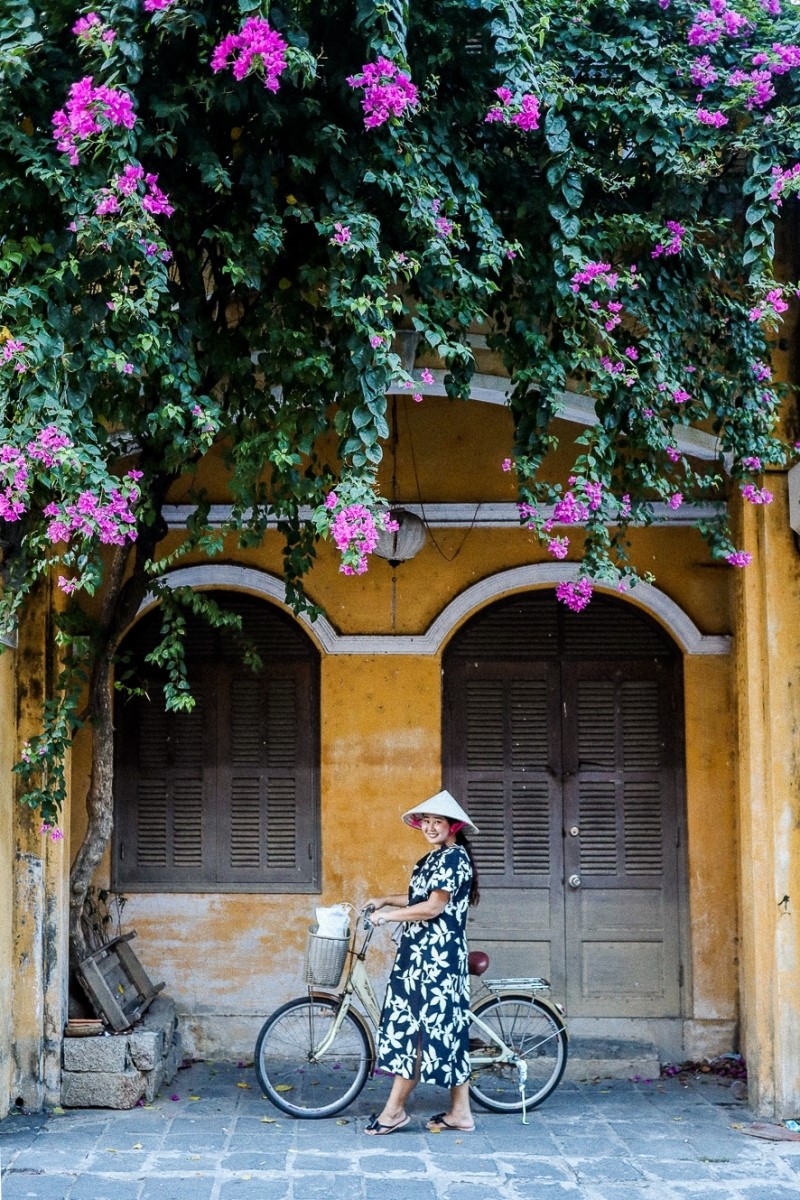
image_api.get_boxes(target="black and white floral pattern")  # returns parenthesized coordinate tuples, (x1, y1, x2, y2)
(376, 844, 472, 1087)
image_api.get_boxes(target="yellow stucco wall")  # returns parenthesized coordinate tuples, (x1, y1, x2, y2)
(734, 480, 800, 1117)
(68, 392, 741, 1060)
(0, 640, 16, 1119)
(9, 584, 70, 1110)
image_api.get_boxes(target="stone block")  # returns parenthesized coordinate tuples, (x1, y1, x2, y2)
(63, 1035, 128, 1073)
(129, 1028, 163, 1071)
(61, 1067, 145, 1109)
(141, 995, 176, 1036)
(144, 1059, 165, 1103)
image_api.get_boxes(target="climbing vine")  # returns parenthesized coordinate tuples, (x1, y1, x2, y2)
(1, 0, 799, 838)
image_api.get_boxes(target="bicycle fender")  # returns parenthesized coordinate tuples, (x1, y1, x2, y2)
(475, 990, 569, 1042)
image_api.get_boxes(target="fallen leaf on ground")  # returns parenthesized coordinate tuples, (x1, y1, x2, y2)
(260, 1117, 277, 1124)
(335, 1118, 349, 1125)
(132, 1143, 143, 1150)
(188, 1095, 202, 1101)
(51, 1106, 65, 1116)
(737, 1123, 800, 1142)
(236, 1082, 251, 1090)
(275, 1084, 293, 1093)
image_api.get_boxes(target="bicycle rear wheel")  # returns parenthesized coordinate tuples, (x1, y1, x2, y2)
(254, 996, 373, 1118)
(468, 993, 567, 1113)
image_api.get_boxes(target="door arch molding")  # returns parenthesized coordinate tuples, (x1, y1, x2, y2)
(134, 563, 729, 658)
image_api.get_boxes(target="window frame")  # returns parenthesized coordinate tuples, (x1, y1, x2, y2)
(111, 596, 321, 895)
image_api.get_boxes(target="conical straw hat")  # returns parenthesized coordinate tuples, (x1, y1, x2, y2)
(401, 789, 479, 835)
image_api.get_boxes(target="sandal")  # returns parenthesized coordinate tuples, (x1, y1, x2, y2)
(426, 1112, 475, 1133)
(364, 1113, 411, 1136)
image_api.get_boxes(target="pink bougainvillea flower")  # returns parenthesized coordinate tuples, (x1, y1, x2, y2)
(726, 550, 752, 567)
(52, 76, 136, 164)
(211, 17, 287, 92)
(346, 57, 418, 128)
(696, 108, 729, 127)
(741, 483, 773, 505)
(485, 89, 540, 131)
(547, 536, 569, 560)
(556, 578, 593, 612)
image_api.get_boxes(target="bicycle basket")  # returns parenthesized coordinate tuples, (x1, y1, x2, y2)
(304, 926, 350, 988)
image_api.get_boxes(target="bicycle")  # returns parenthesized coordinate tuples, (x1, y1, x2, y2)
(254, 905, 568, 1122)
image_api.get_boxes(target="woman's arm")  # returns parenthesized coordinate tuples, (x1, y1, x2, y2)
(364, 893, 408, 911)
(371, 888, 450, 926)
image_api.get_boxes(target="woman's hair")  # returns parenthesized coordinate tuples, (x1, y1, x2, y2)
(455, 829, 480, 907)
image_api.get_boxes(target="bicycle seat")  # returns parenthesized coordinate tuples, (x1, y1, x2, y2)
(468, 950, 490, 976)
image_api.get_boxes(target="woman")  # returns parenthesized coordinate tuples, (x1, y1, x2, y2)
(364, 789, 480, 1136)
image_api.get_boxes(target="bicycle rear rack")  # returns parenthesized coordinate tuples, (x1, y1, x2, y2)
(482, 977, 551, 993)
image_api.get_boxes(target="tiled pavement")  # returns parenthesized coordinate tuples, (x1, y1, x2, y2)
(2, 1061, 799, 1200)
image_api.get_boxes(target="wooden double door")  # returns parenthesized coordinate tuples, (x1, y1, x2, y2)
(443, 592, 685, 1019)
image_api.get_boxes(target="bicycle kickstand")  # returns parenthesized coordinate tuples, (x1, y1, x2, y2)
(517, 1059, 529, 1125)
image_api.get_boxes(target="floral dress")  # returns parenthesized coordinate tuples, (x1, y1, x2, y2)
(376, 843, 473, 1087)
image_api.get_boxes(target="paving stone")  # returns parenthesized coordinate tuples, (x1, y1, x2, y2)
(581, 1187, 679, 1200)
(364, 1181, 437, 1200)
(220, 1151, 289, 1171)
(291, 1151, 360, 1172)
(736, 1189, 800, 1200)
(359, 1153, 428, 1172)
(292, 1174, 364, 1199)
(573, 1159, 644, 1183)
(139, 1178, 215, 1200)
(5, 1150, 92, 1174)
(67, 1176, 143, 1200)
(0, 1174, 75, 1200)
(502, 1160, 575, 1182)
(431, 1154, 505, 1175)
(639, 1159, 716, 1180)
(555, 1137, 627, 1159)
(439, 1185, 513, 1200)
(508, 1184, 584, 1198)
(670, 1190, 752, 1199)
(620, 1138, 696, 1160)
(217, 1183, 291, 1199)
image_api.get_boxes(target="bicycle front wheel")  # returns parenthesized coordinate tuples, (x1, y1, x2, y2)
(254, 996, 373, 1118)
(468, 993, 568, 1113)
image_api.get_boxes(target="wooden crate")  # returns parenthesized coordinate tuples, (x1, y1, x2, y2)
(78, 931, 164, 1032)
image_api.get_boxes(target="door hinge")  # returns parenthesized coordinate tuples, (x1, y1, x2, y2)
(679, 962, 684, 989)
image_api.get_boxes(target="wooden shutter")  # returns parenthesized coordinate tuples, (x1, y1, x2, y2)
(562, 660, 681, 1016)
(113, 596, 320, 893)
(446, 660, 560, 886)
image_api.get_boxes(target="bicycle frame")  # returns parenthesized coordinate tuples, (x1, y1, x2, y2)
(306, 920, 557, 1122)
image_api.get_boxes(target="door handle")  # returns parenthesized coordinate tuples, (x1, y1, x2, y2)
(568, 874, 581, 889)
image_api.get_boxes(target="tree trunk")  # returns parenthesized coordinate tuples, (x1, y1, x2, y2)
(68, 640, 117, 965)
(67, 494, 173, 967)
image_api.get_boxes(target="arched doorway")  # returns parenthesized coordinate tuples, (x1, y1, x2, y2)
(443, 590, 686, 1036)
(112, 593, 320, 893)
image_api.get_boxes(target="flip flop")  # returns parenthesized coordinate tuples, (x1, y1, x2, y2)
(364, 1113, 411, 1136)
(426, 1112, 475, 1133)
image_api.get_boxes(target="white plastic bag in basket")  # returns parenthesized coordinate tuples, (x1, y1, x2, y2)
(315, 904, 350, 939)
